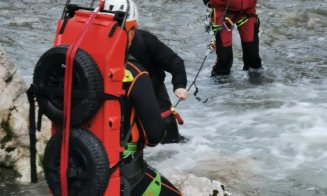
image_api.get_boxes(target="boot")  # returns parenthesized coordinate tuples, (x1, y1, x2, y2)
(161, 134, 189, 144)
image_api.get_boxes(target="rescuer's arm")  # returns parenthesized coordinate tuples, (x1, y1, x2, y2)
(129, 72, 166, 146)
(144, 32, 187, 92)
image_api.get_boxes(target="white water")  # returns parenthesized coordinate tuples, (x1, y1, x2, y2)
(1, 0, 327, 195)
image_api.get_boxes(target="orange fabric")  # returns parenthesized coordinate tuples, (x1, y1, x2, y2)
(131, 123, 139, 143)
(130, 108, 136, 124)
(128, 62, 142, 73)
(125, 20, 138, 32)
(161, 109, 172, 118)
(128, 108, 139, 143)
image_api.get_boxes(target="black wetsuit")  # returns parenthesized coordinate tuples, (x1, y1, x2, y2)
(129, 29, 187, 143)
(121, 60, 182, 196)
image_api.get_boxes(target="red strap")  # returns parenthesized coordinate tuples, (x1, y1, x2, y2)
(174, 112, 184, 125)
(60, 7, 101, 196)
(161, 108, 184, 125)
(161, 109, 172, 118)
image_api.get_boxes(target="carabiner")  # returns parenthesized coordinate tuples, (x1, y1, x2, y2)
(222, 17, 234, 31)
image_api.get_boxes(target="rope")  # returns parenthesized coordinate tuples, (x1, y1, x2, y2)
(60, 6, 101, 196)
(174, 47, 211, 108)
(174, 0, 232, 108)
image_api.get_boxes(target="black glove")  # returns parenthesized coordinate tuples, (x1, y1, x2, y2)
(203, 0, 210, 6)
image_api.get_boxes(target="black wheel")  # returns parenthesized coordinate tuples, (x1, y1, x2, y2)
(33, 45, 103, 126)
(43, 128, 110, 196)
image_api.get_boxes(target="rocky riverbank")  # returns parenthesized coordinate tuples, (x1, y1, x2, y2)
(0, 48, 50, 183)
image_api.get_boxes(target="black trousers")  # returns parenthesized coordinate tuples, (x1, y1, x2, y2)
(154, 83, 180, 142)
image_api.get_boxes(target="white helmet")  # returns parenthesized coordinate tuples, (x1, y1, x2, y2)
(104, 0, 139, 22)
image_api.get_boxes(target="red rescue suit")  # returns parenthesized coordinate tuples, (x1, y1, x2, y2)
(210, 0, 257, 11)
(209, 0, 262, 75)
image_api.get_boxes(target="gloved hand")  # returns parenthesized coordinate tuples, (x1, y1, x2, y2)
(174, 88, 188, 100)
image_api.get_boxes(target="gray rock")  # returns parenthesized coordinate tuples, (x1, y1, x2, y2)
(0, 48, 50, 183)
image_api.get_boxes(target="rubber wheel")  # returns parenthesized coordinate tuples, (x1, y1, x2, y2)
(33, 45, 103, 127)
(43, 128, 110, 196)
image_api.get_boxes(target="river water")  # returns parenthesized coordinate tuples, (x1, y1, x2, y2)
(1, 0, 327, 195)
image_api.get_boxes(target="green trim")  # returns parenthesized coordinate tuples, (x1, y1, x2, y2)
(210, 22, 223, 32)
(123, 143, 137, 156)
(142, 171, 161, 196)
(236, 17, 248, 27)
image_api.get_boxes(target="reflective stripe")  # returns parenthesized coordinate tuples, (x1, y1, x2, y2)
(142, 171, 161, 196)
(236, 17, 248, 27)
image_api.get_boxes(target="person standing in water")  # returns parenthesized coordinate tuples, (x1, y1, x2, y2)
(203, 0, 262, 76)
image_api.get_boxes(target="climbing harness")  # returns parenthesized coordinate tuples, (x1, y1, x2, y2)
(142, 171, 162, 196)
(235, 16, 248, 28)
(222, 17, 234, 31)
(204, 0, 234, 33)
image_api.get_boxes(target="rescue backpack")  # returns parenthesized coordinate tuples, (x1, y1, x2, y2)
(27, 2, 133, 195)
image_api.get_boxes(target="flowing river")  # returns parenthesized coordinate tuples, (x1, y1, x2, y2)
(1, 0, 327, 195)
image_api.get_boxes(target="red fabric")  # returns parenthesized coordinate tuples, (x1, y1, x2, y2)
(212, 5, 257, 47)
(161, 109, 184, 125)
(217, 14, 257, 46)
(174, 112, 184, 125)
(161, 109, 172, 118)
(60, 7, 101, 196)
(238, 16, 257, 42)
(210, 0, 257, 11)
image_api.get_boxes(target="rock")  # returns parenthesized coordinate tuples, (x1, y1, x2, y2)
(0, 48, 51, 183)
(0, 50, 16, 82)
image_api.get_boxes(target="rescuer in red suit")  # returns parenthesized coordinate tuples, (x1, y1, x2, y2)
(203, 0, 262, 76)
